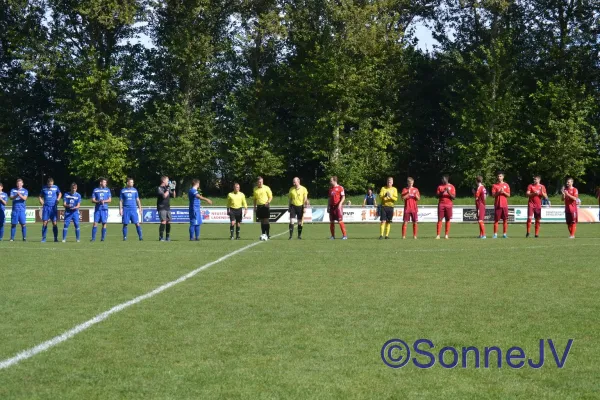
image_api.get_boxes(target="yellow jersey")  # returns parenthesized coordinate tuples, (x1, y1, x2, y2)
(289, 185, 308, 206)
(379, 186, 398, 207)
(253, 185, 272, 206)
(227, 192, 247, 209)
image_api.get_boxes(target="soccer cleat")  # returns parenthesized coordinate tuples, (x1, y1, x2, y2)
(341, 236, 348, 240)
(503, 234, 508, 239)
(329, 236, 335, 240)
(402, 236, 406, 239)
(568, 236, 575, 239)
(90, 239, 95, 242)
(236, 236, 241, 240)
(385, 236, 389, 240)
(23, 238, 26, 242)
(101, 239, 105, 242)
(435, 235, 440, 240)
(140, 238, 144, 241)
(534, 235, 539, 238)
(230, 236, 234, 240)
(9, 239, 14, 242)
(54, 239, 58, 243)
(159, 238, 165, 242)
(414, 236, 418, 240)
(62, 240, 66, 243)
(166, 237, 171, 242)
(525, 233, 530, 238)
(41, 239, 46, 243)
(298, 235, 302, 240)
(493, 234, 498, 239)
(76, 240, 80, 243)
(124, 237, 128, 241)
(445, 235, 449, 239)
(379, 236, 383, 240)
(481, 236, 487, 239)
(289, 236, 293, 240)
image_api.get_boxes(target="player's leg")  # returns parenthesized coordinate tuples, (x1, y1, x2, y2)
(62, 213, 71, 242)
(195, 223, 201, 240)
(235, 212, 242, 239)
(534, 208, 541, 237)
(385, 209, 392, 238)
(189, 211, 195, 240)
(229, 214, 235, 239)
(444, 207, 452, 238)
(41, 207, 49, 241)
(502, 207, 508, 237)
(297, 207, 304, 239)
(10, 211, 17, 240)
(526, 204, 533, 237)
(132, 212, 143, 240)
(51, 207, 59, 241)
(123, 209, 129, 240)
(165, 212, 172, 240)
(73, 213, 81, 241)
(338, 209, 347, 238)
(436, 204, 443, 238)
(379, 208, 386, 239)
(289, 206, 295, 239)
(0, 213, 4, 240)
(402, 212, 408, 239)
(91, 210, 100, 241)
(19, 212, 26, 240)
(101, 211, 108, 241)
(493, 208, 500, 238)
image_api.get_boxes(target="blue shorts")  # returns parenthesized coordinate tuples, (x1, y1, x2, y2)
(122, 208, 139, 224)
(189, 209, 202, 226)
(11, 210, 26, 225)
(94, 209, 108, 224)
(64, 211, 80, 227)
(42, 205, 58, 222)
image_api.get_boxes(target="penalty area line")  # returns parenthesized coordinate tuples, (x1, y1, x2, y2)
(0, 230, 288, 371)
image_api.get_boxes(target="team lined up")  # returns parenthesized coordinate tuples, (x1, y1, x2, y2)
(0, 172, 586, 242)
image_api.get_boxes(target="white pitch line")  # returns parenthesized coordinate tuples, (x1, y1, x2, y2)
(0, 231, 287, 370)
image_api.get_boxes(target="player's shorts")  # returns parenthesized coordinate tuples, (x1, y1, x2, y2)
(189, 208, 202, 226)
(11, 210, 26, 225)
(42, 205, 58, 222)
(403, 210, 418, 222)
(289, 205, 304, 221)
(565, 210, 578, 225)
(64, 211, 79, 227)
(494, 207, 509, 222)
(329, 207, 343, 222)
(94, 209, 108, 224)
(159, 210, 172, 222)
(256, 205, 270, 220)
(122, 208, 140, 225)
(380, 206, 394, 222)
(527, 204, 542, 220)
(229, 208, 243, 223)
(477, 205, 487, 221)
(437, 204, 453, 221)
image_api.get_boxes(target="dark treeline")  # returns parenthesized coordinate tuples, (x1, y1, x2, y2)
(1, 0, 598, 197)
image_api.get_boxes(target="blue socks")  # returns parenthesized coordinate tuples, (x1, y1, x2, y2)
(123, 225, 128, 239)
(189, 225, 194, 240)
(91, 226, 97, 240)
(42, 225, 47, 240)
(195, 225, 200, 239)
(53, 225, 58, 240)
(63, 228, 68, 241)
(136, 225, 142, 240)
(0, 225, 4, 240)
(22, 226, 26, 240)
(189, 224, 201, 239)
(101, 228, 106, 241)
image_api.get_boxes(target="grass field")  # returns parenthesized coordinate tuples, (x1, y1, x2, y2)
(1, 222, 599, 399)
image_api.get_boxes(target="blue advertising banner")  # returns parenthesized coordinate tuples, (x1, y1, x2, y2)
(142, 208, 191, 223)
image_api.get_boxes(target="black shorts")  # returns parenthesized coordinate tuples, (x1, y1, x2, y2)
(380, 206, 394, 222)
(289, 205, 304, 220)
(256, 205, 270, 220)
(230, 208, 243, 223)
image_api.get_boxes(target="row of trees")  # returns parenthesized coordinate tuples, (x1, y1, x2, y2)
(1, 0, 598, 197)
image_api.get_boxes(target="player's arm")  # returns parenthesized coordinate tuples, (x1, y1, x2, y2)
(119, 197, 124, 216)
(199, 195, 212, 205)
(542, 186, 548, 200)
(74, 198, 81, 210)
(105, 195, 112, 204)
(390, 188, 398, 202)
(18, 191, 28, 200)
(136, 197, 142, 215)
(526, 185, 532, 197)
(242, 195, 248, 216)
(91, 192, 98, 204)
(0, 196, 6, 206)
(415, 190, 421, 201)
(57, 190, 62, 202)
(447, 187, 456, 200)
(491, 186, 498, 198)
(401, 189, 409, 200)
(436, 186, 443, 198)
(339, 194, 345, 209)
(38, 194, 44, 206)
(362, 195, 367, 206)
(504, 186, 511, 198)
(303, 191, 308, 207)
(267, 188, 273, 206)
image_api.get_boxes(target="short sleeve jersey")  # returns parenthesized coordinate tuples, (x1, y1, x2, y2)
(475, 185, 487, 207)
(64, 192, 82, 212)
(527, 184, 546, 207)
(93, 187, 111, 211)
(289, 186, 308, 207)
(10, 188, 28, 211)
(328, 185, 345, 208)
(120, 187, 139, 208)
(40, 185, 61, 207)
(491, 183, 511, 208)
(402, 187, 420, 213)
(564, 187, 579, 212)
(437, 184, 456, 205)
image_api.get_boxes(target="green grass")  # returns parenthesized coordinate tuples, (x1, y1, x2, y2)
(1, 222, 599, 399)
(75, 194, 599, 207)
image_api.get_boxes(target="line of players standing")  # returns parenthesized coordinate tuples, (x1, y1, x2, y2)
(0, 172, 587, 242)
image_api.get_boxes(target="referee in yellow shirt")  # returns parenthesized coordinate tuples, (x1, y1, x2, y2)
(253, 176, 273, 239)
(227, 183, 248, 240)
(288, 177, 308, 239)
(379, 177, 398, 239)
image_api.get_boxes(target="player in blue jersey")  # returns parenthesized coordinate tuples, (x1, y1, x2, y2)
(62, 183, 82, 242)
(38, 177, 62, 242)
(9, 178, 28, 241)
(119, 177, 143, 241)
(188, 179, 213, 240)
(91, 177, 112, 241)
(0, 182, 7, 241)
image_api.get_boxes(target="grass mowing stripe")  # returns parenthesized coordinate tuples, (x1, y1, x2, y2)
(0, 230, 288, 370)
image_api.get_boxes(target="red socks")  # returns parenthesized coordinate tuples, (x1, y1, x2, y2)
(436, 221, 442, 236)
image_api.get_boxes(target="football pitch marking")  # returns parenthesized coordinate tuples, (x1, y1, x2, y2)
(0, 231, 288, 371)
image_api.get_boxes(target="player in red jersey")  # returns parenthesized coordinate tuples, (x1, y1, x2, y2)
(491, 171, 510, 238)
(526, 175, 548, 238)
(473, 175, 487, 239)
(328, 176, 347, 239)
(401, 177, 420, 239)
(436, 175, 455, 239)
(562, 177, 579, 238)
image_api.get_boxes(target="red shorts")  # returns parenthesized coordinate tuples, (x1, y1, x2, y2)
(528, 204, 541, 220)
(329, 208, 343, 222)
(565, 210, 578, 225)
(437, 204, 452, 221)
(494, 207, 509, 222)
(477, 205, 486, 221)
(403, 211, 418, 222)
